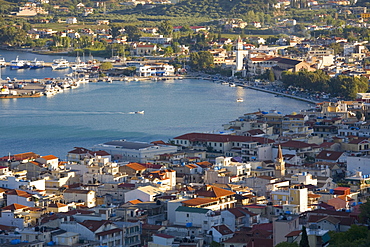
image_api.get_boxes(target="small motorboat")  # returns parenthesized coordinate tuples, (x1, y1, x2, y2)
(236, 98, 243, 102)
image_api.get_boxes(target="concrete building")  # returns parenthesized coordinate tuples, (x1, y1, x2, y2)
(273, 215, 300, 246)
(92, 140, 178, 163)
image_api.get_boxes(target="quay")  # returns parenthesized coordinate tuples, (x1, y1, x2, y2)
(241, 84, 320, 104)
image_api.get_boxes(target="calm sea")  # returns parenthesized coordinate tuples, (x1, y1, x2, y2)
(0, 51, 310, 160)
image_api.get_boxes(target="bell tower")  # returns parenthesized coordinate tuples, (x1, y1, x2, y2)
(275, 145, 285, 178)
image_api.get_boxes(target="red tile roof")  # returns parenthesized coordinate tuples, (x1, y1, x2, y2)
(2, 203, 28, 211)
(41, 155, 58, 160)
(182, 197, 218, 206)
(155, 233, 175, 239)
(6, 189, 33, 198)
(212, 225, 233, 235)
(196, 185, 235, 198)
(316, 150, 344, 161)
(285, 230, 301, 237)
(126, 163, 147, 171)
(80, 220, 111, 232)
(68, 147, 91, 154)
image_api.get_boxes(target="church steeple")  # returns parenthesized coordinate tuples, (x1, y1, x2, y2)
(275, 145, 285, 178)
(237, 36, 243, 50)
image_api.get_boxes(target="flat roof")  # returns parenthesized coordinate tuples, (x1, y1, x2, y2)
(103, 140, 153, 149)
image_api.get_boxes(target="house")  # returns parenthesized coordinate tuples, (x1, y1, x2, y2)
(143, 169, 176, 190)
(148, 233, 175, 247)
(35, 155, 59, 170)
(139, 35, 172, 44)
(208, 225, 234, 243)
(130, 44, 157, 56)
(59, 219, 122, 247)
(273, 215, 300, 246)
(221, 207, 259, 231)
(271, 57, 316, 79)
(315, 150, 346, 163)
(66, 17, 78, 24)
(120, 162, 147, 176)
(173, 133, 274, 160)
(124, 185, 163, 203)
(173, 206, 221, 233)
(6, 189, 36, 207)
(1, 204, 44, 229)
(46, 202, 69, 213)
(62, 189, 96, 208)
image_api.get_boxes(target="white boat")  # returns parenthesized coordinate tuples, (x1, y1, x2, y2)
(0, 57, 6, 67)
(236, 98, 243, 102)
(135, 111, 144, 114)
(71, 56, 89, 72)
(77, 77, 89, 84)
(9, 56, 29, 69)
(29, 58, 44, 69)
(51, 58, 70, 70)
(221, 81, 229, 85)
(106, 77, 113, 83)
(229, 83, 236, 87)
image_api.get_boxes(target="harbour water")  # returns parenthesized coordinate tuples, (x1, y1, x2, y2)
(0, 52, 310, 159)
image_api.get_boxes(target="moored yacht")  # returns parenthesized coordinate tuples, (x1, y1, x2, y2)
(29, 58, 45, 69)
(9, 56, 29, 70)
(0, 57, 5, 67)
(51, 58, 70, 70)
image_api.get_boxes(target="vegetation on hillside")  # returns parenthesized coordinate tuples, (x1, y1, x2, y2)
(281, 70, 369, 100)
(142, 0, 277, 18)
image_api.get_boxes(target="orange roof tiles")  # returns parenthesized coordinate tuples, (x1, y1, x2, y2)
(126, 163, 146, 171)
(182, 198, 218, 206)
(128, 199, 142, 205)
(196, 185, 235, 198)
(2, 203, 28, 211)
(6, 189, 33, 198)
(41, 155, 58, 160)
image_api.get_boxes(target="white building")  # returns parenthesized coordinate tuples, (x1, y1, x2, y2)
(174, 206, 221, 233)
(136, 63, 175, 77)
(0, 176, 45, 190)
(124, 185, 163, 203)
(36, 155, 59, 170)
(63, 189, 96, 208)
(92, 140, 178, 163)
(139, 35, 172, 44)
(347, 156, 370, 176)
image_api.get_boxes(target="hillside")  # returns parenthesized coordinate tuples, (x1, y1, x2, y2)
(145, 0, 277, 18)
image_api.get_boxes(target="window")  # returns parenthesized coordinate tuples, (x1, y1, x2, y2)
(187, 214, 189, 217)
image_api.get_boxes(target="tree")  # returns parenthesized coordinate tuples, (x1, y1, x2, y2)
(356, 111, 363, 121)
(100, 62, 113, 71)
(359, 198, 370, 224)
(158, 20, 173, 36)
(276, 242, 299, 247)
(329, 225, 370, 247)
(124, 25, 141, 41)
(110, 24, 122, 39)
(299, 226, 309, 247)
(189, 51, 214, 71)
(268, 69, 275, 82)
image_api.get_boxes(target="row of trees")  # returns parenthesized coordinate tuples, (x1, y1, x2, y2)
(281, 70, 369, 100)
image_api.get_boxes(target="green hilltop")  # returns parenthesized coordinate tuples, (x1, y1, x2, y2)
(144, 0, 277, 18)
